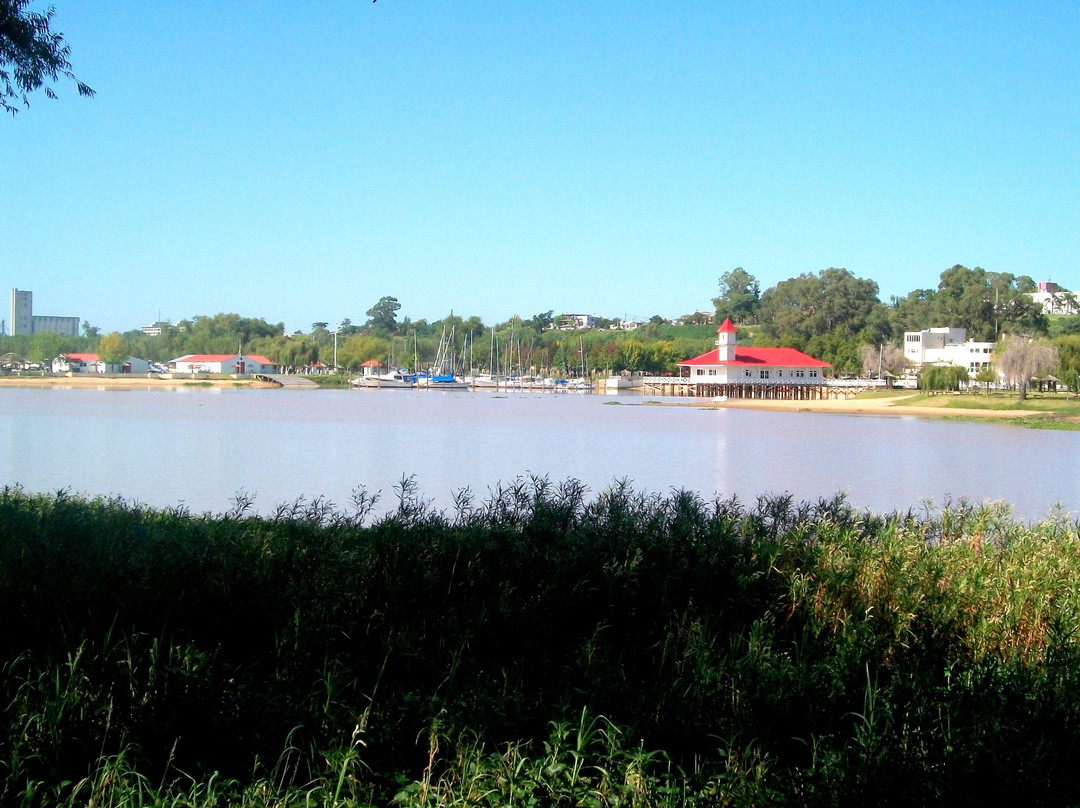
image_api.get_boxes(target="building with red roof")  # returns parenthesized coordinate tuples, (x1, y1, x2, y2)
(171, 353, 278, 375)
(52, 352, 154, 374)
(675, 319, 831, 398)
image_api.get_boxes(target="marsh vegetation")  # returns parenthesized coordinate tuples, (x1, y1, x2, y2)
(2, 480, 1079, 806)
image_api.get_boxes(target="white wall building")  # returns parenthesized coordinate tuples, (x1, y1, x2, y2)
(1028, 281, 1078, 316)
(171, 353, 277, 375)
(557, 314, 599, 330)
(677, 319, 830, 386)
(903, 328, 995, 374)
(52, 353, 152, 374)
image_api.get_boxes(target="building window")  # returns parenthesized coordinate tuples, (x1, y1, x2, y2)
(794, 369, 805, 378)
(760, 370, 770, 379)
(708, 369, 716, 376)
(744, 370, 752, 378)
(810, 370, 818, 378)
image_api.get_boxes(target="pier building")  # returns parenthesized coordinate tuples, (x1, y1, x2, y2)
(644, 319, 832, 399)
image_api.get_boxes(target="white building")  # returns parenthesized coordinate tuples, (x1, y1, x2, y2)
(171, 353, 277, 375)
(903, 328, 995, 374)
(557, 314, 599, 330)
(677, 319, 830, 391)
(141, 321, 173, 336)
(1028, 281, 1078, 316)
(52, 353, 152, 374)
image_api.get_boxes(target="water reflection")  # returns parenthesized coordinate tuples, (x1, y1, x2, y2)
(2, 387, 1076, 521)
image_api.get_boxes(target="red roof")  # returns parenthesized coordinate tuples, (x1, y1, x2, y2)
(64, 353, 100, 362)
(679, 347, 831, 368)
(361, 359, 383, 367)
(718, 318, 737, 334)
(176, 354, 276, 365)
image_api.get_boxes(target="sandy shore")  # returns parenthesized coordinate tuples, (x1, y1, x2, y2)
(0, 375, 279, 390)
(657, 392, 1051, 421)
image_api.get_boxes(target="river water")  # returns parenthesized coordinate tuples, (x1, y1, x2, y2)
(2, 387, 1077, 521)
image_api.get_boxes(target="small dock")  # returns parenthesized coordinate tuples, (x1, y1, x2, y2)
(256, 374, 319, 389)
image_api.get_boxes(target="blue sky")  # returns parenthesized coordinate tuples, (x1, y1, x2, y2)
(3, 1, 1079, 334)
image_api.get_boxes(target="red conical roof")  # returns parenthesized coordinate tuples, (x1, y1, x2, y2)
(718, 318, 737, 333)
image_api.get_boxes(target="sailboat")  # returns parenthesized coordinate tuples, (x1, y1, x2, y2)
(418, 319, 470, 391)
(468, 329, 502, 389)
(566, 337, 592, 392)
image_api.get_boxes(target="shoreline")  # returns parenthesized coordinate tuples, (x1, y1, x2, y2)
(659, 393, 1031, 420)
(1, 375, 1075, 425)
(652, 390, 1080, 424)
(0, 375, 278, 390)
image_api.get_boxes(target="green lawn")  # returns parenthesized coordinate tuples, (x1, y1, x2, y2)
(857, 389, 1080, 428)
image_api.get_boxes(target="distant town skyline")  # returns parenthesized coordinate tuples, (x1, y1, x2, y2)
(4, 2, 1079, 335)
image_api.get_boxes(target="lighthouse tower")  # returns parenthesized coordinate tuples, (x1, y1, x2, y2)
(716, 318, 737, 362)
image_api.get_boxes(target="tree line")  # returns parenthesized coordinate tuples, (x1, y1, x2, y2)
(4, 266, 1080, 384)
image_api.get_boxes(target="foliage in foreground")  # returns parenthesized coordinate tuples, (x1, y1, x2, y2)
(2, 481, 1079, 806)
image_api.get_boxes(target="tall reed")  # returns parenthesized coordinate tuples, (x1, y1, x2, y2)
(2, 482, 1079, 805)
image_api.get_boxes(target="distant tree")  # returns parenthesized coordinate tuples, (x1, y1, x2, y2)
(996, 335, 1058, 400)
(365, 296, 400, 334)
(919, 365, 969, 393)
(1053, 334, 1080, 381)
(460, 315, 485, 337)
(888, 288, 938, 335)
(265, 335, 319, 373)
(81, 320, 99, 339)
(337, 334, 388, 372)
(26, 330, 64, 365)
(758, 268, 885, 353)
(618, 339, 646, 372)
(96, 332, 129, 365)
(712, 267, 760, 323)
(935, 265, 1047, 341)
(1, 0, 94, 115)
(859, 343, 906, 378)
(975, 364, 997, 396)
(528, 310, 554, 331)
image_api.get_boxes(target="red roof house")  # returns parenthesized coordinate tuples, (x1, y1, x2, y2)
(171, 354, 278, 375)
(677, 319, 830, 385)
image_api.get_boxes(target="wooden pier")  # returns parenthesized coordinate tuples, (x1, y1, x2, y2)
(641, 377, 886, 400)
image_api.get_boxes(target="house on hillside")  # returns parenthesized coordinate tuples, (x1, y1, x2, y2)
(52, 353, 152, 374)
(557, 314, 599, 330)
(903, 328, 994, 374)
(675, 319, 831, 399)
(170, 353, 277, 375)
(1028, 281, 1078, 316)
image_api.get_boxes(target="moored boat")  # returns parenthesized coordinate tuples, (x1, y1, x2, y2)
(353, 369, 417, 389)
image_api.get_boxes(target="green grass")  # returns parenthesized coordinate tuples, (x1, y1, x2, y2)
(857, 389, 1080, 429)
(2, 483, 1080, 806)
(307, 373, 353, 388)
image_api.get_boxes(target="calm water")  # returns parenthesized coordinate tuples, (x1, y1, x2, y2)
(2, 387, 1077, 521)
